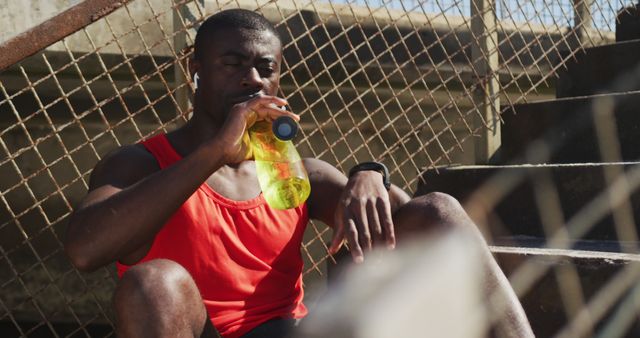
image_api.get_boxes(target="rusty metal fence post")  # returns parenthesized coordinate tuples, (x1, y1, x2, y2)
(574, 0, 594, 45)
(471, 0, 501, 164)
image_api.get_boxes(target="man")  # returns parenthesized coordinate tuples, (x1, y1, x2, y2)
(64, 9, 533, 338)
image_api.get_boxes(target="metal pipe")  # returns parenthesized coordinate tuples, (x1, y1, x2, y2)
(0, 0, 132, 72)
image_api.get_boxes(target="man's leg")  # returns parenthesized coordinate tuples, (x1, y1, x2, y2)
(392, 192, 534, 338)
(113, 259, 220, 338)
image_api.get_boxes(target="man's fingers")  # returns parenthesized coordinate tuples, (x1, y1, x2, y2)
(263, 95, 288, 107)
(353, 204, 371, 252)
(343, 209, 363, 263)
(367, 200, 383, 245)
(329, 210, 345, 254)
(247, 96, 299, 122)
(256, 105, 299, 122)
(329, 227, 345, 255)
(378, 198, 396, 249)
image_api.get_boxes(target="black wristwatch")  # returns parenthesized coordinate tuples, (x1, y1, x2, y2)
(348, 161, 391, 190)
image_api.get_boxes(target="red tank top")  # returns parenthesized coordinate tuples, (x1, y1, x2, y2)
(116, 134, 309, 338)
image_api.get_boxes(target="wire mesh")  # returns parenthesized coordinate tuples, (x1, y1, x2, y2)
(1, 0, 639, 337)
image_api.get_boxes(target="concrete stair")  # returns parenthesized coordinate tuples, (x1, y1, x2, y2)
(418, 163, 640, 243)
(556, 39, 640, 98)
(419, 32, 640, 336)
(616, 4, 640, 43)
(494, 247, 640, 338)
(499, 93, 640, 164)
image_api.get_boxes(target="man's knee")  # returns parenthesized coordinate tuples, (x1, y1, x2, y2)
(114, 259, 207, 337)
(394, 192, 472, 236)
(115, 259, 195, 305)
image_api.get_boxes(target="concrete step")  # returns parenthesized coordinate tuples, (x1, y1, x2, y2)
(498, 92, 640, 164)
(556, 39, 640, 98)
(417, 163, 640, 242)
(616, 4, 640, 43)
(494, 246, 640, 338)
(493, 236, 640, 253)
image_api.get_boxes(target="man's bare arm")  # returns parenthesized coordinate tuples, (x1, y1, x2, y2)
(65, 141, 229, 272)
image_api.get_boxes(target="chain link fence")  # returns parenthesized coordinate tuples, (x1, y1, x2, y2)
(1, 0, 639, 336)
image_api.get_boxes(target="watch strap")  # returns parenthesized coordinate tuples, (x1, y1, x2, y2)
(348, 161, 391, 190)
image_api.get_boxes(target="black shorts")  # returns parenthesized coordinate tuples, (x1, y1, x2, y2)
(201, 316, 297, 338)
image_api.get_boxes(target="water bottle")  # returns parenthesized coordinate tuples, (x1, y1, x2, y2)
(249, 117, 310, 210)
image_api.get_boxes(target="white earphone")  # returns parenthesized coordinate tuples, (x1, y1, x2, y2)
(193, 72, 199, 90)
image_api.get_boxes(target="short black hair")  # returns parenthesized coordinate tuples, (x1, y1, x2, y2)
(194, 9, 281, 60)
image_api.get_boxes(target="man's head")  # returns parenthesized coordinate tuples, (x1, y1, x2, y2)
(190, 9, 283, 123)
(194, 9, 282, 62)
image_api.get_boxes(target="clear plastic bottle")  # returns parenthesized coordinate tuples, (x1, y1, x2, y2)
(249, 119, 310, 210)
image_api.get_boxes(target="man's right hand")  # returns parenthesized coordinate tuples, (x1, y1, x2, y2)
(215, 95, 299, 164)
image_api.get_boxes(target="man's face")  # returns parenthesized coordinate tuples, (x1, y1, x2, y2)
(194, 28, 282, 122)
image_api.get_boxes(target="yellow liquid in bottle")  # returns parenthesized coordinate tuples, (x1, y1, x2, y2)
(255, 160, 311, 210)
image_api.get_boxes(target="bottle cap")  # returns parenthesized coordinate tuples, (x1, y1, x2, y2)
(272, 116, 298, 141)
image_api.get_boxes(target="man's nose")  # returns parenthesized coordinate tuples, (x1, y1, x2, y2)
(241, 67, 263, 88)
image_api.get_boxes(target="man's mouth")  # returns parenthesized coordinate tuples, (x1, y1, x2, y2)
(230, 92, 262, 105)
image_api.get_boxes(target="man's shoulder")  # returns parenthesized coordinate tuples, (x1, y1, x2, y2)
(100, 143, 159, 170)
(88, 143, 160, 190)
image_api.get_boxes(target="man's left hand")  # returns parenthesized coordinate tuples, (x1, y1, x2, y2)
(329, 171, 396, 263)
